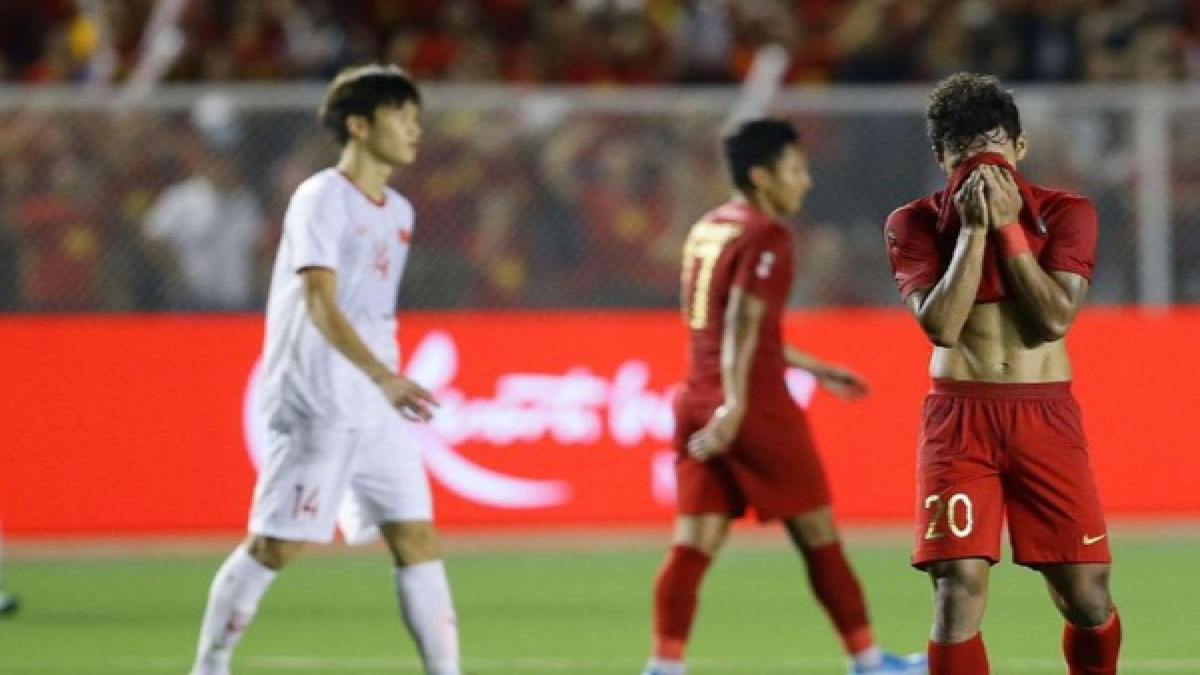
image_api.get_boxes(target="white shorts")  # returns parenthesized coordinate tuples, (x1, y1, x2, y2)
(247, 415, 433, 544)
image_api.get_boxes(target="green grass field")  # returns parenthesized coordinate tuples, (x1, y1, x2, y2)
(0, 529, 1196, 674)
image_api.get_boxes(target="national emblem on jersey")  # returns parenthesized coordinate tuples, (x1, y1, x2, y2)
(373, 241, 391, 279)
(755, 250, 776, 279)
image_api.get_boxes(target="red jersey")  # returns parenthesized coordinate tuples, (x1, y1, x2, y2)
(885, 164, 1098, 302)
(680, 200, 793, 403)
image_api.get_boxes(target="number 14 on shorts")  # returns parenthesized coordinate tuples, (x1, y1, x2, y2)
(923, 492, 974, 540)
(292, 485, 320, 518)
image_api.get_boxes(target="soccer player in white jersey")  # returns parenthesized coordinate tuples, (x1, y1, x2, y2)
(188, 65, 460, 675)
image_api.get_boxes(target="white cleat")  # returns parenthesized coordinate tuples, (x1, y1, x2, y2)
(849, 651, 928, 674)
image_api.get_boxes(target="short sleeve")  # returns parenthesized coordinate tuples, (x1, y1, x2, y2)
(1040, 197, 1098, 280)
(285, 181, 344, 273)
(731, 227, 789, 301)
(885, 206, 940, 299)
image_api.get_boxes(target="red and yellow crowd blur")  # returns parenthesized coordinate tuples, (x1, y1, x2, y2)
(2, 0, 1198, 86)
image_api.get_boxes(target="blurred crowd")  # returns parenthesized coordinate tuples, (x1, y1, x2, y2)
(2, 0, 1199, 86)
(0, 97, 721, 311)
(0, 0, 1198, 313)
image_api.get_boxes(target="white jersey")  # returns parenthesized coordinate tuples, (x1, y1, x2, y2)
(258, 168, 414, 429)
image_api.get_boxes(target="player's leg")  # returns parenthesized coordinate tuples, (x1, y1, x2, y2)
(926, 558, 991, 674)
(733, 401, 922, 674)
(1040, 563, 1120, 675)
(380, 521, 460, 675)
(352, 418, 460, 675)
(190, 536, 303, 675)
(644, 512, 732, 675)
(1005, 386, 1118, 674)
(190, 425, 355, 675)
(783, 507, 873, 666)
(914, 382, 1010, 675)
(739, 405, 874, 658)
(784, 507, 925, 674)
(644, 399, 742, 675)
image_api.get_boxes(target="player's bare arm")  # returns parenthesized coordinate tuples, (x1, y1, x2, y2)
(981, 165, 1089, 340)
(687, 287, 763, 462)
(905, 171, 990, 347)
(783, 345, 868, 400)
(301, 267, 438, 422)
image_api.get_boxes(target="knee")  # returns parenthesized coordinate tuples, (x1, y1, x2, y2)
(674, 531, 724, 556)
(927, 560, 990, 641)
(384, 522, 441, 565)
(1067, 597, 1114, 628)
(672, 515, 731, 556)
(929, 561, 989, 600)
(1055, 571, 1114, 627)
(784, 507, 838, 550)
(245, 536, 304, 570)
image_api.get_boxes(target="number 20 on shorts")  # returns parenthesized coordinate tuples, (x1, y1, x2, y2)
(923, 492, 974, 540)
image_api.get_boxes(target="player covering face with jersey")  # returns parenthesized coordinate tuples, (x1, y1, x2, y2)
(642, 119, 926, 675)
(188, 65, 460, 675)
(885, 72, 1120, 675)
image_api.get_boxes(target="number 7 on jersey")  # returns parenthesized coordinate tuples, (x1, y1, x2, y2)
(682, 221, 740, 329)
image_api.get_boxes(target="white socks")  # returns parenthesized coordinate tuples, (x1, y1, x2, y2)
(190, 546, 277, 675)
(644, 657, 687, 675)
(190, 550, 460, 675)
(852, 645, 884, 669)
(395, 560, 461, 675)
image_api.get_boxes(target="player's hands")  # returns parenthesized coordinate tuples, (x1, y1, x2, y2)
(979, 164, 1022, 228)
(687, 402, 744, 462)
(953, 169, 989, 230)
(815, 365, 868, 400)
(375, 374, 439, 423)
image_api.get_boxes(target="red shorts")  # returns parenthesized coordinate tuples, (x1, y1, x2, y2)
(912, 379, 1112, 568)
(673, 394, 832, 521)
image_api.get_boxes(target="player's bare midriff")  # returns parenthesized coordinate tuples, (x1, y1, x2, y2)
(929, 300, 1073, 383)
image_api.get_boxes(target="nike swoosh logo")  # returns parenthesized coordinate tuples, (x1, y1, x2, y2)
(1082, 534, 1108, 545)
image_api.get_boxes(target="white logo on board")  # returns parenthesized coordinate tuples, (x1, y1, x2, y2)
(243, 331, 817, 510)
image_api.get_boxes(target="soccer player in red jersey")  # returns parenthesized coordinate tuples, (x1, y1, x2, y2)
(643, 120, 926, 675)
(884, 73, 1121, 674)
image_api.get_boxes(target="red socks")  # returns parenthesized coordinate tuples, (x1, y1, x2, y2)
(1064, 608, 1122, 675)
(801, 542, 873, 653)
(926, 609, 1120, 675)
(652, 545, 712, 659)
(653, 542, 873, 660)
(929, 632, 989, 674)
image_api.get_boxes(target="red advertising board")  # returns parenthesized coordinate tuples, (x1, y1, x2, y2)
(1, 308, 1197, 538)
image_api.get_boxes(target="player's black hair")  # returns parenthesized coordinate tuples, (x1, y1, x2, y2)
(722, 119, 800, 193)
(926, 72, 1022, 160)
(319, 64, 421, 145)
